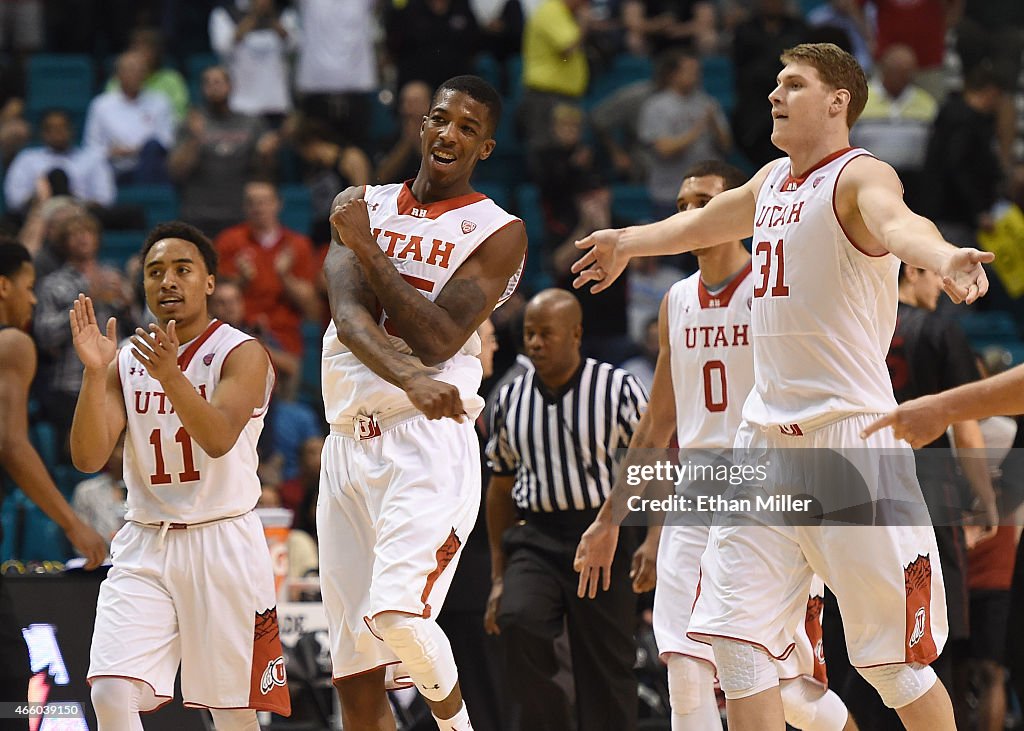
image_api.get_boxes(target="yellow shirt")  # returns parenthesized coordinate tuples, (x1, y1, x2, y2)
(522, 0, 588, 97)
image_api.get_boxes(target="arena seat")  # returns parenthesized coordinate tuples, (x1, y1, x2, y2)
(117, 184, 179, 228)
(702, 55, 735, 115)
(26, 54, 95, 123)
(611, 184, 653, 224)
(99, 229, 146, 269)
(279, 184, 313, 237)
(513, 184, 552, 292)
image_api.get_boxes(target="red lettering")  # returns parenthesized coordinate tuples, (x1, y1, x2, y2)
(427, 238, 454, 268)
(134, 390, 151, 414)
(756, 206, 770, 227)
(702, 360, 728, 412)
(770, 205, 785, 227)
(712, 326, 728, 347)
(382, 230, 405, 257)
(786, 201, 804, 224)
(685, 328, 697, 348)
(753, 239, 790, 298)
(156, 392, 169, 415)
(732, 324, 749, 347)
(397, 235, 424, 261)
(700, 325, 713, 348)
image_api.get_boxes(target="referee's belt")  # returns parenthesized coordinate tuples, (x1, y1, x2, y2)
(330, 406, 423, 441)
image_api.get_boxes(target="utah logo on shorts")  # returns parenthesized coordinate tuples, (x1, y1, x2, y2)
(261, 656, 287, 694)
(903, 554, 936, 661)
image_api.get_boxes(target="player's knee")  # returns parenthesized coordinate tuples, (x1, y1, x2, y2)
(91, 676, 148, 720)
(780, 678, 849, 731)
(210, 709, 259, 731)
(857, 662, 937, 709)
(666, 655, 714, 715)
(373, 612, 458, 703)
(709, 637, 779, 700)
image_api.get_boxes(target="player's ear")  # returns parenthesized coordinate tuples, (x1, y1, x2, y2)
(0, 275, 8, 297)
(206, 274, 215, 296)
(830, 89, 850, 117)
(478, 138, 496, 161)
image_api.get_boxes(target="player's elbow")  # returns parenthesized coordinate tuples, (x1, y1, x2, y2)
(70, 446, 106, 475)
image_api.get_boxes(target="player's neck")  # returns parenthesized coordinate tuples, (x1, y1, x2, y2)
(785, 133, 852, 179)
(165, 314, 214, 345)
(698, 246, 750, 287)
(409, 172, 473, 204)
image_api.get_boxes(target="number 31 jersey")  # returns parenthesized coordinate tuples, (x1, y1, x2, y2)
(119, 320, 274, 524)
(668, 264, 754, 450)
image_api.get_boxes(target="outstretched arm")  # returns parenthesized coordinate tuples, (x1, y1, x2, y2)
(572, 162, 770, 293)
(2, 327, 108, 568)
(331, 197, 527, 366)
(862, 364, 1024, 448)
(842, 155, 993, 304)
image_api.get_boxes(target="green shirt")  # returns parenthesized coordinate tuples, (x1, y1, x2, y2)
(522, 0, 588, 98)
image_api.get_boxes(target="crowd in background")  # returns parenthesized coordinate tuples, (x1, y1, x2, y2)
(1, 0, 1024, 728)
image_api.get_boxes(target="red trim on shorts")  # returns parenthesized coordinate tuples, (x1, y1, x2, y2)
(419, 528, 463, 618)
(177, 320, 226, 370)
(397, 181, 487, 219)
(831, 152, 889, 258)
(332, 660, 404, 683)
(249, 607, 292, 716)
(86, 674, 173, 712)
(904, 554, 939, 665)
(685, 631, 796, 662)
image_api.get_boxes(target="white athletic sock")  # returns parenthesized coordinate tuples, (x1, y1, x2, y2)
(434, 702, 473, 730)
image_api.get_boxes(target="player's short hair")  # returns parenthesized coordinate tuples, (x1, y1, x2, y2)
(0, 238, 30, 278)
(682, 160, 747, 191)
(434, 75, 502, 136)
(141, 221, 218, 277)
(780, 43, 868, 128)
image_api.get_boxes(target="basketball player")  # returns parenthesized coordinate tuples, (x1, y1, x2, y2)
(574, 161, 855, 731)
(572, 43, 993, 730)
(0, 240, 106, 717)
(69, 222, 290, 729)
(320, 75, 527, 731)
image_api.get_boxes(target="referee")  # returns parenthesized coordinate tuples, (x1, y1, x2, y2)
(483, 289, 656, 731)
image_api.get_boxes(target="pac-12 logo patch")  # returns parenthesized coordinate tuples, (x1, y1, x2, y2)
(461, 220, 477, 234)
(203, 353, 214, 366)
(260, 656, 287, 694)
(812, 176, 826, 188)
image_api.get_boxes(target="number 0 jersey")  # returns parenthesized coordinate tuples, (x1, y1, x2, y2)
(743, 147, 900, 428)
(119, 320, 273, 523)
(322, 182, 522, 425)
(668, 265, 754, 449)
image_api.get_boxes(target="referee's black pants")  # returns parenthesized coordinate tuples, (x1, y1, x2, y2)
(497, 510, 637, 731)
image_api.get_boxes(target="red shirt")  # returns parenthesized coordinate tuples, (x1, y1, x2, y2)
(967, 526, 1019, 591)
(215, 224, 316, 355)
(863, 0, 948, 69)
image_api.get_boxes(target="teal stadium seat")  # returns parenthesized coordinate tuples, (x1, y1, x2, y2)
(474, 182, 510, 210)
(611, 184, 652, 224)
(279, 184, 313, 237)
(370, 92, 397, 146)
(185, 52, 218, 108)
(117, 184, 179, 228)
(513, 184, 552, 292)
(702, 55, 735, 115)
(26, 54, 95, 124)
(586, 55, 653, 109)
(99, 230, 146, 269)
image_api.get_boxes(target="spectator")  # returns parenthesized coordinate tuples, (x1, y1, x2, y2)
(32, 212, 134, 460)
(529, 103, 598, 224)
(293, 0, 378, 153)
(850, 44, 938, 211)
(374, 80, 432, 186)
(209, 0, 298, 125)
(17, 196, 88, 280)
(861, 0, 960, 101)
(0, 0, 43, 55)
(638, 49, 730, 219)
(293, 117, 371, 247)
(621, 0, 718, 57)
(484, 289, 652, 731)
(168, 65, 278, 238)
(627, 254, 685, 341)
(106, 27, 189, 124)
(922, 62, 1005, 250)
(730, 0, 808, 167)
(287, 478, 320, 583)
(83, 51, 175, 185)
(71, 433, 128, 557)
(4, 109, 115, 215)
(385, 0, 481, 96)
(214, 179, 319, 357)
(519, 0, 589, 150)
(278, 434, 324, 517)
(620, 315, 658, 390)
(474, 0, 526, 95)
(591, 74, 657, 182)
(807, 0, 874, 74)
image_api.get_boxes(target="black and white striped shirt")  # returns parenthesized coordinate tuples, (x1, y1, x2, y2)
(486, 358, 648, 512)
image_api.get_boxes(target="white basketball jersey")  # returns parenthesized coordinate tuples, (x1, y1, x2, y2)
(668, 265, 755, 449)
(743, 148, 899, 428)
(322, 183, 523, 424)
(120, 320, 273, 523)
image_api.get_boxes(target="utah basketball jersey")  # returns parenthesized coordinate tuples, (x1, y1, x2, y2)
(322, 182, 523, 424)
(120, 320, 273, 523)
(668, 265, 754, 449)
(744, 147, 900, 428)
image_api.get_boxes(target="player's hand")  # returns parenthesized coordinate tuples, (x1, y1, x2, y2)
(130, 321, 181, 384)
(330, 199, 376, 257)
(938, 247, 994, 305)
(483, 579, 503, 635)
(403, 373, 466, 422)
(70, 294, 118, 371)
(630, 538, 658, 594)
(860, 393, 949, 448)
(571, 228, 630, 293)
(65, 519, 107, 570)
(574, 520, 619, 599)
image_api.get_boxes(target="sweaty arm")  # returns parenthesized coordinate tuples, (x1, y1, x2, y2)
(332, 192, 527, 366)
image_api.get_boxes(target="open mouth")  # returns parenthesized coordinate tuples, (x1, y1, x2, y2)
(431, 149, 456, 166)
(158, 297, 183, 308)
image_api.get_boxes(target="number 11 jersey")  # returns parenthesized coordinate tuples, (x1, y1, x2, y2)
(119, 320, 274, 524)
(668, 264, 754, 449)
